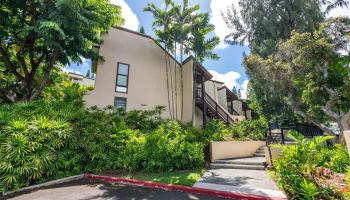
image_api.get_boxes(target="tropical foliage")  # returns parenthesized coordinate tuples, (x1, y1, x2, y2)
(244, 18, 350, 147)
(144, 0, 220, 120)
(0, 81, 206, 192)
(0, 0, 123, 102)
(222, 0, 349, 124)
(272, 131, 350, 199)
(202, 118, 268, 141)
(222, 0, 348, 57)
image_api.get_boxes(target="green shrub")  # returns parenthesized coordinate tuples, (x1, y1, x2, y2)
(324, 145, 350, 173)
(201, 117, 268, 142)
(0, 117, 72, 190)
(229, 117, 267, 141)
(123, 106, 166, 132)
(272, 131, 350, 199)
(0, 83, 205, 192)
(114, 121, 205, 172)
(201, 119, 228, 143)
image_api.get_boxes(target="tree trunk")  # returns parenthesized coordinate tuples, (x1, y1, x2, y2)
(339, 115, 350, 152)
(164, 46, 172, 120)
(169, 44, 175, 120)
(174, 44, 178, 119)
(29, 51, 59, 101)
(180, 44, 184, 121)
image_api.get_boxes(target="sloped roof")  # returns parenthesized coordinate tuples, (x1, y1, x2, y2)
(183, 55, 213, 81)
(96, 27, 214, 81)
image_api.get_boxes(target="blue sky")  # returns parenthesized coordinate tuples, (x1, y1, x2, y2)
(67, 0, 350, 98)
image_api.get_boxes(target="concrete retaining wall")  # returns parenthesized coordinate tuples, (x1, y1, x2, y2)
(210, 141, 265, 161)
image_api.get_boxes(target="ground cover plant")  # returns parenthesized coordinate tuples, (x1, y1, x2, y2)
(272, 131, 350, 199)
(0, 79, 205, 192)
(102, 168, 205, 187)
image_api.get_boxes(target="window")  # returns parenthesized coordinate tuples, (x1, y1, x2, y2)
(116, 63, 129, 93)
(114, 97, 127, 111)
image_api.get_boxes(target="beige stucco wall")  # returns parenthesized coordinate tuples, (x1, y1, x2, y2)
(194, 107, 204, 127)
(231, 115, 246, 122)
(340, 130, 350, 153)
(84, 28, 186, 120)
(68, 73, 95, 87)
(210, 141, 265, 161)
(217, 89, 228, 110)
(205, 81, 222, 102)
(246, 110, 252, 120)
(182, 59, 194, 124)
(233, 100, 244, 115)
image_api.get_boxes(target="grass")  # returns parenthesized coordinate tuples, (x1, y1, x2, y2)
(130, 168, 205, 186)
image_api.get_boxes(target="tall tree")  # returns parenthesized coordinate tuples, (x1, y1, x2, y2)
(145, 0, 219, 120)
(245, 18, 350, 149)
(172, 0, 200, 119)
(144, 0, 176, 119)
(222, 0, 349, 122)
(139, 26, 145, 34)
(222, 0, 348, 57)
(0, 0, 123, 102)
(232, 86, 238, 96)
(86, 70, 91, 78)
(189, 13, 220, 62)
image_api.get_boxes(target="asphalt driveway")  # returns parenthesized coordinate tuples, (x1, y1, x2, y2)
(3, 178, 229, 200)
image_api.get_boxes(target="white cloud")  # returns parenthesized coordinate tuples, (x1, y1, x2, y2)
(209, 69, 250, 99)
(326, 6, 350, 18)
(110, 0, 139, 31)
(208, 69, 241, 90)
(210, 0, 240, 49)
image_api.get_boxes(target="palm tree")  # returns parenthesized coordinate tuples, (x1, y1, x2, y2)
(144, 0, 176, 119)
(146, 0, 220, 121)
(189, 13, 220, 62)
(172, 0, 200, 119)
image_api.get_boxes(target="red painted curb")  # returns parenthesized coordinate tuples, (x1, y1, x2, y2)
(84, 174, 287, 200)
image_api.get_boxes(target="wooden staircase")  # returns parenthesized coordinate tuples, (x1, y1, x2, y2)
(195, 87, 234, 124)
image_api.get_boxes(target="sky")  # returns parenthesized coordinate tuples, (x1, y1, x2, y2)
(67, 0, 350, 99)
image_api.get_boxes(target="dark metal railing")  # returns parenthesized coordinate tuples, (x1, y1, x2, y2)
(265, 122, 324, 167)
(195, 87, 235, 124)
(266, 120, 324, 144)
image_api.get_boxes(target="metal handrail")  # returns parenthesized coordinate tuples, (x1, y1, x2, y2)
(195, 87, 235, 124)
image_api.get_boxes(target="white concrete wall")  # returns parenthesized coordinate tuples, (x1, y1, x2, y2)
(210, 141, 265, 161)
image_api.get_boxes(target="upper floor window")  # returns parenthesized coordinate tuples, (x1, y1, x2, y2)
(116, 63, 129, 93)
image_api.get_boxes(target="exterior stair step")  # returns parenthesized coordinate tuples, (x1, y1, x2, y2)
(214, 160, 264, 166)
(210, 163, 265, 170)
(254, 153, 265, 157)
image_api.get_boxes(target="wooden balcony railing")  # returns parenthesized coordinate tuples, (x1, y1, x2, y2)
(195, 87, 235, 124)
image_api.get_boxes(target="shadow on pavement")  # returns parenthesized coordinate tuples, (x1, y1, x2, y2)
(3, 178, 230, 200)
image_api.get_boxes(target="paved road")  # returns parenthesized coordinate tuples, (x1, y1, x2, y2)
(4, 178, 229, 200)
